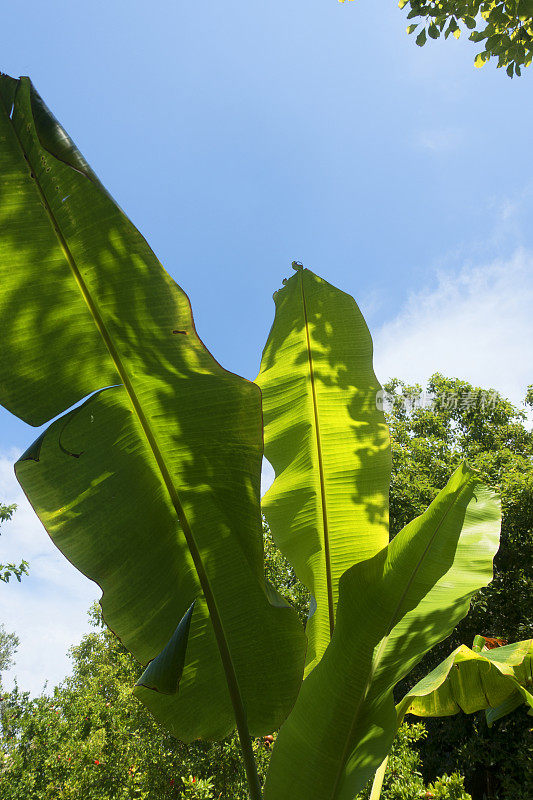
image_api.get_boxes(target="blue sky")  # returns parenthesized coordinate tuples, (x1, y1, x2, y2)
(1, 0, 532, 693)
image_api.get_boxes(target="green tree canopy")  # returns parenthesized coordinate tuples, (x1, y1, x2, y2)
(0, 596, 471, 800)
(384, 374, 533, 798)
(0, 604, 267, 800)
(385, 373, 532, 645)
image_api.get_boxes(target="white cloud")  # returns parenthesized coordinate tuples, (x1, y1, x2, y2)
(373, 249, 533, 407)
(0, 453, 98, 695)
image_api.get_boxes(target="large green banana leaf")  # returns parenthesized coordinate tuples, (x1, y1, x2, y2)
(0, 75, 306, 741)
(396, 639, 533, 723)
(256, 264, 391, 673)
(264, 463, 500, 800)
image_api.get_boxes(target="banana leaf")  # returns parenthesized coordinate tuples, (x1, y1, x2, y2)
(396, 639, 533, 723)
(369, 639, 533, 800)
(483, 640, 533, 725)
(256, 264, 391, 673)
(263, 464, 500, 800)
(0, 74, 306, 741)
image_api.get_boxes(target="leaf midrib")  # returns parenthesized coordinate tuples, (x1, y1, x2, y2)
(298, 269, 335, 640)
(4, 81, 249, 739)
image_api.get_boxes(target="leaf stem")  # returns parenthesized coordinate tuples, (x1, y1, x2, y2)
(236, 726, 263, 800)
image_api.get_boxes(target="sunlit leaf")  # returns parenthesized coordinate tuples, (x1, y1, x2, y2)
(257, 266, 390, 675)
(0, 74, 306, 743)
(264, 464, 500, 800)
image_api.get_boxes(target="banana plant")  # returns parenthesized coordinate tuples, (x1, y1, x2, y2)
(0, 74, 306, 800)
(397, 636, 533, 723)
(369, 637, 533, 800)
(0, 74, 503, 800)
(257, 266, 500, 799)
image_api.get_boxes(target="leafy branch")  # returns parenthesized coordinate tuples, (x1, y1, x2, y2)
(340, 1, 533, 75)
(0, 502, 28, 583)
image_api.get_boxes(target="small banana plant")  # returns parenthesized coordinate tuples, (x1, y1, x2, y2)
(369, 636, 533, 800)
(0, 75, 503, 800)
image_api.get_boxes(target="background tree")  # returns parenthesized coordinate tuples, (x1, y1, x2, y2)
(0, 503, 24, 706)
(0, 608, 472, 799)
(0, 626, 19, 674)
(0, 604, 270, 800)
(385, 374, 533, 799)
(0, 543, 308, 800)
(0, 502, 26, 712)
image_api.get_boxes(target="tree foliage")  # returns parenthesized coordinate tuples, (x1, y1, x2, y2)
(359, 723, 472, 800)
(0, 503, 28, 584)
(399, 1, 533, 76)
(0, 596, 472, 800)
(341, 1, 533, 75)
(385, 374, 533, 798)
(385, 373, 532, 645)
(0, 605, 269, 800)
(0, 626, 19, 674)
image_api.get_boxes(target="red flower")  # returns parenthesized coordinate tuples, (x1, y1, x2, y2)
(192, 777, 196, 782)
(94, 759, 100, 765)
